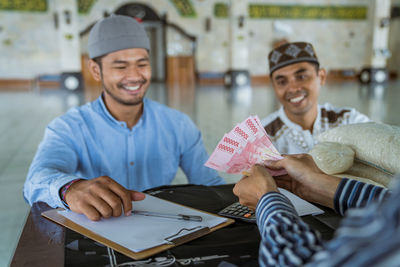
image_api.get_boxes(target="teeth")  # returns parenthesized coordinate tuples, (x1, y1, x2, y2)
(289, 95, 305, 103)
(124, 85, 140, 91)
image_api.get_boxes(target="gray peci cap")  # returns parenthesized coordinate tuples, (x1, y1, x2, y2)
(88, 14, 150, 59)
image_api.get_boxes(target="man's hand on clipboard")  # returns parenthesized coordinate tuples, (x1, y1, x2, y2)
(65, 176, 146, 221)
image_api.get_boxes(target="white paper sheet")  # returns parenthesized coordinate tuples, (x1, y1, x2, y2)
(279, 188, 324, 216)
(59, 194, 227, 252)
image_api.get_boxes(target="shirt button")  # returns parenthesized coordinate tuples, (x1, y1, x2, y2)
(120, 123, 124, 127)
(130, 161, 134, 166)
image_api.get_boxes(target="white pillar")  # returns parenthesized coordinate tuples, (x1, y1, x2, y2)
(359, 0, 391, 84)
(55, 0, 83, 92)
(225, 0, 250, 88)
(56, 0, 81, 73)
(228, 0, 249, 70)
(368, 0, 391, 68)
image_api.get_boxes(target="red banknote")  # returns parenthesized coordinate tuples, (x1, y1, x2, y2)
(205, 115, 287, 176)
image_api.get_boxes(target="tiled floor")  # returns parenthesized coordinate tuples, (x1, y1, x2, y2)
(1, 80, 399, 266)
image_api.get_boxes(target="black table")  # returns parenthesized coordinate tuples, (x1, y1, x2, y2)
(11, 184, 341, 267)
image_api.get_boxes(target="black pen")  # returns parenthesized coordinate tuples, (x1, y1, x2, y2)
(132, 210, 203, 222)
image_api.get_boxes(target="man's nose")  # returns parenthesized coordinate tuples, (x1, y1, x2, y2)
(126, 66, 142, 80)
(286, 79, 302, 92)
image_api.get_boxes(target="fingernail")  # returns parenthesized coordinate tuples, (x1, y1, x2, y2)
(125, 210, 132, 216)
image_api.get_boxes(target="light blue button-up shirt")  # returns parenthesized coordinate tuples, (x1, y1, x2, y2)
(24, 95, 224, 208)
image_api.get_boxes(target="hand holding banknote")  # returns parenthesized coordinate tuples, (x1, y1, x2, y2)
(264, 154, 341, 209)
(233, 164, 279, 210)
(205, 115, 286, 176)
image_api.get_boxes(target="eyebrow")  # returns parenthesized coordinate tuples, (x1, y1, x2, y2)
(273, 68, 308, 80)
(273, 74, 286, 81)
(111, 57, 149, 65)
(137, 58, 149, 63)
(111, 60, 128, 65)
(294, 68, 307, 75)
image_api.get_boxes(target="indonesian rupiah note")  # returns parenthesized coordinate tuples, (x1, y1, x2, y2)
(205, 115, 287, 176)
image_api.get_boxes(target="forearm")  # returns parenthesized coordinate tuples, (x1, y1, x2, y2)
(182, 148, 225, 185)
(24, 127, 80, 208)
(181, 130, 225, 185)
(304, 174, 341, 209)
(333, 178, 389, 216)
(256, 192, 324, 266)
(24, 166, 82, 208)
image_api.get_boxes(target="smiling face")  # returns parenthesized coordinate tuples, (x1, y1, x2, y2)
(271, 62, 326, 120)
(89, 48, 151, 108)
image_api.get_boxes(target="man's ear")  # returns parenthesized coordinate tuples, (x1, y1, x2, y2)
(318, 68, 327, 86)
(88, 59, 102, 82)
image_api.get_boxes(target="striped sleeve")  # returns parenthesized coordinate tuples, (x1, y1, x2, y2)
(333, 178, 390, 216)
(308, 177, 400, 267)
(256, 192, 324, 267)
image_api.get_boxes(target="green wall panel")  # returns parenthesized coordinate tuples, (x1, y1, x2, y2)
(214, 3, 228, 18)
(249, 5, 367, 20)
(78, 0, 97, 14)
(0, 0, 47, 12)
(169, 0, 196, 17)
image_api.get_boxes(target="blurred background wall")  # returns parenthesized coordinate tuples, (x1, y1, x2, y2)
(0, 0, 398, 87)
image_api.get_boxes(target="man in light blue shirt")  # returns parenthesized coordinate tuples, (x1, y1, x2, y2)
(24, 14, 224, 221)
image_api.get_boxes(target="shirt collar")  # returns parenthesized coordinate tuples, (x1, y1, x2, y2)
(97, 94, 120, 126)
(278, 106, 303, 131)
(278, 104, 322, 133)
(313, 104, 322, 132)
(96, 93, 147, 129)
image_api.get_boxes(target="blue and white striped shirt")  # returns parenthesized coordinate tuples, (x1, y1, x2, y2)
(256, 177, 399, 267)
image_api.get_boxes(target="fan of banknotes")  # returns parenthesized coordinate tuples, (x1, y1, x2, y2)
(205, 115, 287, 176)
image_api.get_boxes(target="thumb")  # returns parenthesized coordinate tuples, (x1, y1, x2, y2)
(130, 190, 146, 201)
(253, 164, 270, 176)
(263, 159, 285, 170)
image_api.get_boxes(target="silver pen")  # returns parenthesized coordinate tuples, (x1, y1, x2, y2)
(132, 210, 203, 222)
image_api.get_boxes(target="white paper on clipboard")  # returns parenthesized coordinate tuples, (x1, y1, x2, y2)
(59, 194, 227, 252)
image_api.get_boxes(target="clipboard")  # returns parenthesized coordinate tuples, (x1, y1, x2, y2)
(41, 194, 234, 260)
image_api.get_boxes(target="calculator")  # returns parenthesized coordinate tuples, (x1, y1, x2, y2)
(218, 202, 256, 223)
